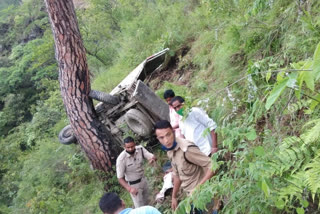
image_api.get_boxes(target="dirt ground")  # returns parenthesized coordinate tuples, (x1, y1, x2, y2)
(146, 46, 195, 90)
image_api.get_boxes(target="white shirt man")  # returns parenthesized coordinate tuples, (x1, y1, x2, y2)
(171, 96, 218, 156)
(179, 107, 217, 156)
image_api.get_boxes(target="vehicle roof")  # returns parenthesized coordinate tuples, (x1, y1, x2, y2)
(110, 48, 169, 95)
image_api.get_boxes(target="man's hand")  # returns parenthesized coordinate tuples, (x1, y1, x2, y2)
(129, 187, 138, 195)
(148, 156, 157, 164)
(211, 147, 218, 155)
(171, 197, 178, 210)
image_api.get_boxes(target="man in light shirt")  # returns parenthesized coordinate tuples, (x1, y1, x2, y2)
(99, 192, 161, 214)
(170, 96, 218, 156)
(116, 136, 156, 208)
(163, 89, 183, 138)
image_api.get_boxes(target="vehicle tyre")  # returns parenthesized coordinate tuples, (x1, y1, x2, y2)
(125, 109, 153, 137)
(58, 125, 77, 145)
(89, 90, 120, 105)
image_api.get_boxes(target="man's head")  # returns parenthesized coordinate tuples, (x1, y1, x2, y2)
(123, 136, 136, 155)
(170, 96, 185, 115)
(163, 89, 175, 104)
(99, 192, 124, 214)
(154, 120, 175, 149)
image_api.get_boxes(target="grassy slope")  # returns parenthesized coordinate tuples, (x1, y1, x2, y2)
(1, 0, 320, 213)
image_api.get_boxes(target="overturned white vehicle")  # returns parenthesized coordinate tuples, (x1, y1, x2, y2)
(58, 49, 170, 146)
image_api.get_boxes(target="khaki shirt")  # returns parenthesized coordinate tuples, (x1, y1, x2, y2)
(167, 137, 212, 193)
(116, 145, 154, 182)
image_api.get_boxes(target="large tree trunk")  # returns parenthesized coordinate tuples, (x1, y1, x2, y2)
(44, 0, 117, 172)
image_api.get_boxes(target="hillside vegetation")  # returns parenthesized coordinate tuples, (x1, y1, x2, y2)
(0, 0, 320, 213)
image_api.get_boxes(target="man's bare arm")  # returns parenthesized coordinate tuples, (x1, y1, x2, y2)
(199, 167, 215, 185)
(171, 174, 181, 210)
(211, 130, 218, 154)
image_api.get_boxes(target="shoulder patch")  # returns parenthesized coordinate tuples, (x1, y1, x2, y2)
(116, 150, 127, 162)
(176, 137, 195, 152)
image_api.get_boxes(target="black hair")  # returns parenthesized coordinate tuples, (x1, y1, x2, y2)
(99, 192, 122, 213)
(169, 96, 185, 105)
(123, 136, 135, 144)
(154, 120, 172, 130)
(163, 89, 175, 99)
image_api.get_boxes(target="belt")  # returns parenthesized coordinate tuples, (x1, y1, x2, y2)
(128, 178, 142, 185)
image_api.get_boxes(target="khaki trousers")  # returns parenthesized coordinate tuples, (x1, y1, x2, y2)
(129, 177, 149, 208)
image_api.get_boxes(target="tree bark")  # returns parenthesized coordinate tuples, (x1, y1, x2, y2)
(44, 0, 117, 172)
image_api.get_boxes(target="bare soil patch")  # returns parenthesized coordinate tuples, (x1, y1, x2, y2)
(146, 46, 196, 90)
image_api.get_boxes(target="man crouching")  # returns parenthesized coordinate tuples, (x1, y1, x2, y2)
(154, 120, 215, 211)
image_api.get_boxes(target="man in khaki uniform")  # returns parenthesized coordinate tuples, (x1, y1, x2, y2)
(116, 136, 156, 208)
(154, 120, 215, 211)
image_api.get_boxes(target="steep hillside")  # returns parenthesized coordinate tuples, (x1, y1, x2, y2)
(1, 0, 320, 213)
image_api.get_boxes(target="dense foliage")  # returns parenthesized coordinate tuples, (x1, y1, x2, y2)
(0, 0, 320, 213)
